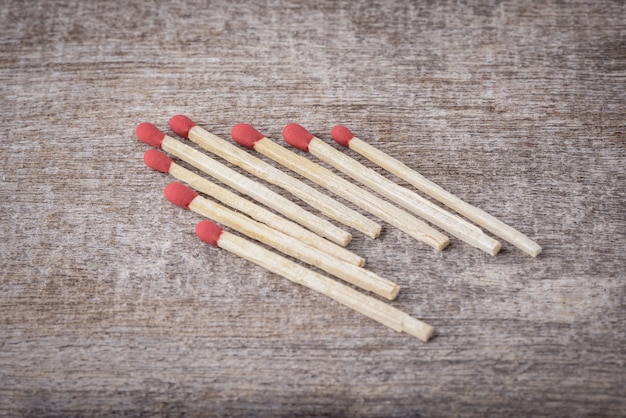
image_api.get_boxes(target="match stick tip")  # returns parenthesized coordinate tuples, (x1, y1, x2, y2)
(330, 125, 355, 147)
(402, 315, 434, 342)
(143, 149, 173, 173)
(232, 123, 265, 149)
(196, 220, 224, 247)
(164, 182, 198, 209)
(169, 115, 197, 138)
(529, 244, 542, 257)
(282, 123, 314, 152)
(136, 122, 165, 148)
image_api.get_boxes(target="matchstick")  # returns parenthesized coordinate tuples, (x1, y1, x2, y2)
(169, 115, 382, 239)
(196, 220, 433, 342)
(165, 182, 400, 300)
(231, 123, 449, 251)
(143, 149, 364, 267)
(135, 122, 351, 247)
(331, 125, 542, 257)
(283, 124, 502, 256)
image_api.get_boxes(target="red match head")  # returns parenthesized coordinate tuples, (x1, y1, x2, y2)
(231, 123, 265, 149)
(164, 182, 198, 209)
(169, 115, 197, 138)
(143, 149, 173, 173)
(330, 125, 355, 147)
(136, 122, 165, 148)
(282, 123, 314, 152)
(196, 220, 224, 247)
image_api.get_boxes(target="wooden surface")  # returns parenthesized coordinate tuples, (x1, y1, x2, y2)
(1, 0, 624, 416)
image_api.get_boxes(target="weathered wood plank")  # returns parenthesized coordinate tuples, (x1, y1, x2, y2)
(1, 0, 624, 416)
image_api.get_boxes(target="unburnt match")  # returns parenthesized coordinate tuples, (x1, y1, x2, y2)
(165, 182, 400, 300)
(135, 122, 351, 247)
(231, 123, 449, 251)
(143, 149, 364, 267)
(169, 115, 381, 239)
(283, 124, 501, 256)
(331, 125, 542, 257)
(196, 220, 433, 342)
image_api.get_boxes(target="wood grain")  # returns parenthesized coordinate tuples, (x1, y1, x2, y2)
(1, 0, 624, 416)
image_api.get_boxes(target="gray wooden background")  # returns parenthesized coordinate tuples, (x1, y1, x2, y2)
(1, 0, 624, 416)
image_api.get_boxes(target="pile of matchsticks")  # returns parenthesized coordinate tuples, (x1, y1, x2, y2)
(135, 115, 541, 342)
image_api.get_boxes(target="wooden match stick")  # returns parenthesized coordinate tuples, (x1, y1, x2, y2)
(135, 122, 352, 247)
(165, 182, 400, 300)
(169, 115, 382, 239)
(231, 123, 449, 251)
(196, 220, 433, 342)
(143, 149, 364, 267)
(283, 124, 502, 256)
(331, 125, 543, 257)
